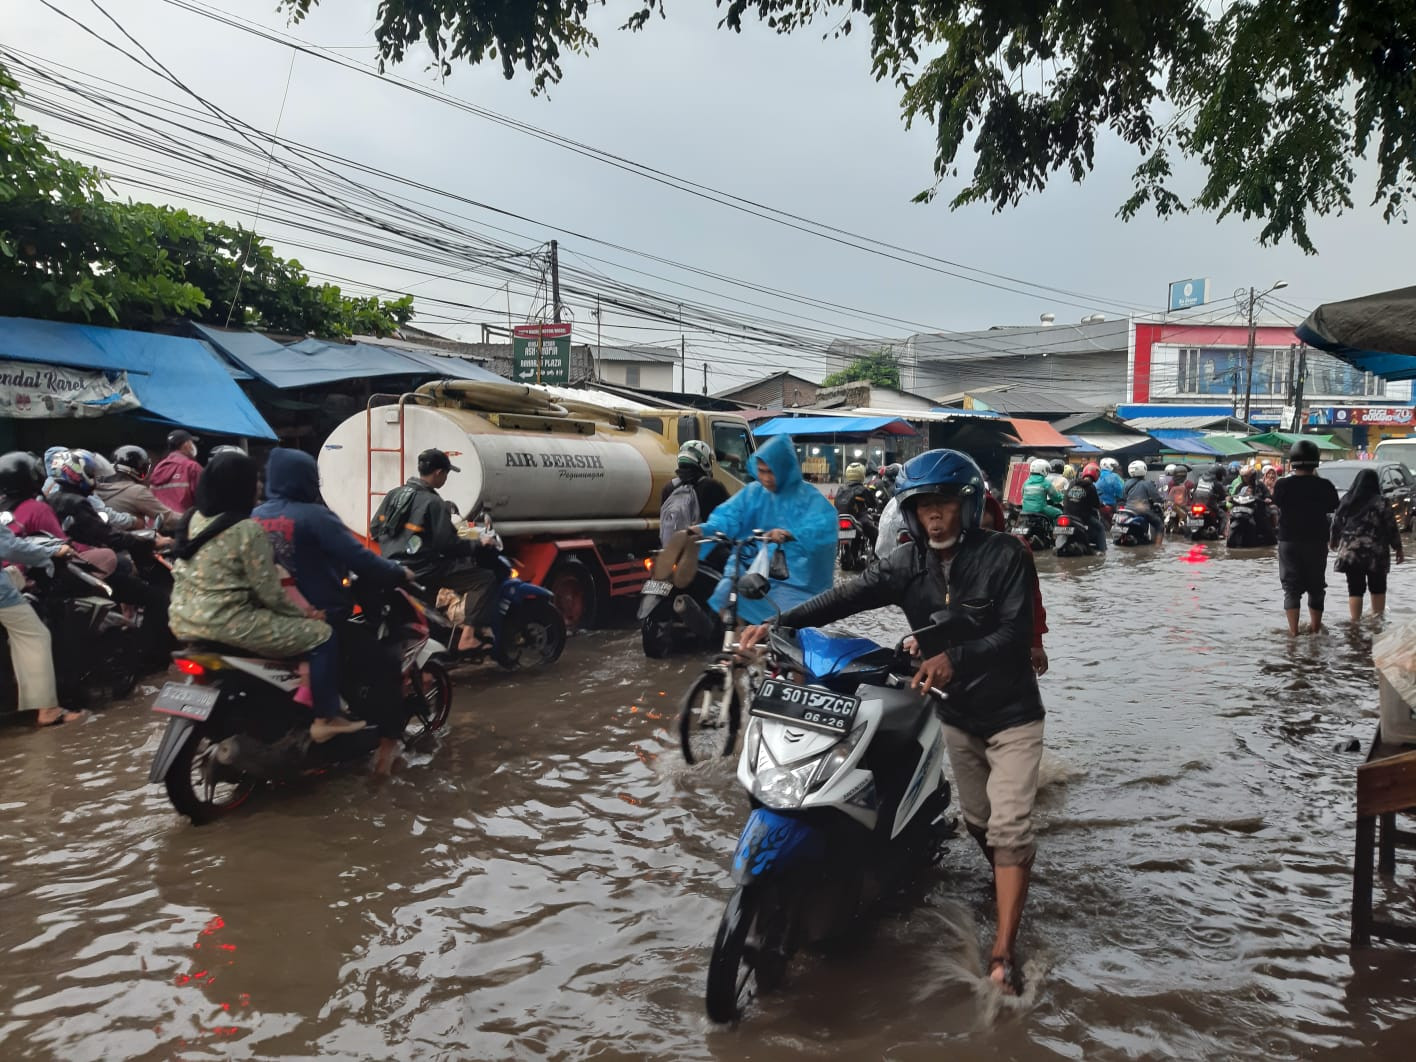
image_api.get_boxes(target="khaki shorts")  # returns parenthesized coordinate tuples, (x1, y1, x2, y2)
(944, 720, 1045, 866)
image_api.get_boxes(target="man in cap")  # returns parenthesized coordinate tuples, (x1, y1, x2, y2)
(369, 448, 500, 647)
(149, 430, 203, 515)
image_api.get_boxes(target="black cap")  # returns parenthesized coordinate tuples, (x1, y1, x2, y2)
(167, 429, 198, 449)
(418, 448, 461, 474)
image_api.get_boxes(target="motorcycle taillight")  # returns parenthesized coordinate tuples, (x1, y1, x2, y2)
(174, 658, 205, 677)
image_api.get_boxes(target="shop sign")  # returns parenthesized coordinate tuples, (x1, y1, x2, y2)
(512, 323, 572, 386)
(1168, 277, 1210, 311)
(1329, 407, 1416, 427)
(0, 359, 140, 418)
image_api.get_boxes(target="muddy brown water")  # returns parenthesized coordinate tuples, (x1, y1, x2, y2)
(3, 541, 1416, 1060)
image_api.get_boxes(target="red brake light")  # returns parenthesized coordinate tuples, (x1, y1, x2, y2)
(175, 658, 205, 676)
(1190, 504, 1207, 515)
(839, 517, 852, 530)
(1056, 515, 1071, 527)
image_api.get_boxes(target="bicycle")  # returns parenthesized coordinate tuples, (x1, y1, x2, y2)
(675, 529, 789, 764)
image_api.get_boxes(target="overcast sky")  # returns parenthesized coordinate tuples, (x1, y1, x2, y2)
(6, 0, 1412, 390)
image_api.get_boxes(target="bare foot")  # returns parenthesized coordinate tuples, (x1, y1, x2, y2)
(989, 956, 1020, 996)
(310, 716, 367, 744)
(373, 737, 401, 776)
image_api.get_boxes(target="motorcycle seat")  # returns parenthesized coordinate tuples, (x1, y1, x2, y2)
(177, 640, 279, 661)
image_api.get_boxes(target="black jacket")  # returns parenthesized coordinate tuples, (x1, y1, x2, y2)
(1062, 479, 1103, 521)
(778, 529, 1044, 738)
(46, 490, 149, 553)
(369, 478, 481, 578)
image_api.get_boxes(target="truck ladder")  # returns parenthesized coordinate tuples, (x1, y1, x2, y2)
(364, 392, 415, 540)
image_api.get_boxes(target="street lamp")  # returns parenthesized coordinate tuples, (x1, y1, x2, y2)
(1238, 281, 1289, 423)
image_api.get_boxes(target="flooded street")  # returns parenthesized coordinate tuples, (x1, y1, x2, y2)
(3, 541, 1415, 1060)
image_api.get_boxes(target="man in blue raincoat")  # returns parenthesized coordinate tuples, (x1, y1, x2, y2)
(692, 434, 838, 625)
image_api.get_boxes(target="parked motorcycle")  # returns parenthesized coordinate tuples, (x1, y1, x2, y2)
(1013, 512, 1055, 552)
(148, 583, 452, 824)
(1111, 507, 1156, 547)
(1053, 514, 1096, 557)
(1226, 490, 1275, 549)
(704, 618, 957, 1023)
(836, 513, 874, 572)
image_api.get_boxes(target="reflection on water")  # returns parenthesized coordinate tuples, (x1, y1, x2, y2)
(1, 541, 1413, 1059)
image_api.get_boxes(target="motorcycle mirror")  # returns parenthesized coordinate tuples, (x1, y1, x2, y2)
(738, 573, 771, 600)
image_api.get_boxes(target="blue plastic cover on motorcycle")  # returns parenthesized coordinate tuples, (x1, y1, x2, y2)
(731, 808, 824, 884)
(798, 627, 881, 681)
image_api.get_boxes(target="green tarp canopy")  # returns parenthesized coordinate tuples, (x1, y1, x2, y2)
(1244, 432, 1347, 453)
(1204, 435, 1267, 457)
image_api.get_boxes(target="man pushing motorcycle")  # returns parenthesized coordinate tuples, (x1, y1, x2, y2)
(741, 448, 1046, 995)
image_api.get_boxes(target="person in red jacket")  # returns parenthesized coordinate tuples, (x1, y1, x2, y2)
(149, 430, 203, 515)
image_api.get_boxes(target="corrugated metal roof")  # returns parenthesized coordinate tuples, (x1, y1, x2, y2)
(1008, 418, 1075, 448)
(1124, 415, 1236, 431)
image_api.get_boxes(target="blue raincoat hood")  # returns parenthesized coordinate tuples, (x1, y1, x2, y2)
(701, 434, 838, 623)
(264, 448, 321, 504)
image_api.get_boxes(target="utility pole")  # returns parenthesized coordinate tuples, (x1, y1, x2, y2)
(549, 240, 562, 323)
(702, 362, 708, 396)
(1291, 344, 1309, 433)
(1242, 286, 1258, 423)
(592, 296, 602, 382)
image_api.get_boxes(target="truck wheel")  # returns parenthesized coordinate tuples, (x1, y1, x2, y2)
(546, 560, 598, 630)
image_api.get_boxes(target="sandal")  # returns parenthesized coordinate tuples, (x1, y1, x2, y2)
(988, 956, 1023, 997)
(35, 709, 87, 728)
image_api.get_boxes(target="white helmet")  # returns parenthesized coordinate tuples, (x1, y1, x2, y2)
(1128, 460, 1149, 478)
(1029, 458, 1050, 476)
(1164, 463, 1177, 474)
(677, 439, 713, 475)
(1100, 457, 1120, 473)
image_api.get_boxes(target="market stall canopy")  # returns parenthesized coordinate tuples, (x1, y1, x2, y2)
(1006, 418, 1075, 449)
(1069, 432, 1161, 458)
(192, 323, 504, 389)
(1202, 435, 1265, 458)
(751, 415, 918, 438)
(1151, 432, 1223, 457)
(0, 317, 275, 438)
(1245, 431, 1347, 453)
(1297, 285, 1416, 379)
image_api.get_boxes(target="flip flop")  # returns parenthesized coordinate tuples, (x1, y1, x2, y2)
(35, 709, 88, 728)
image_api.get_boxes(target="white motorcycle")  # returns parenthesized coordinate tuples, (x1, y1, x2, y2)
(705, 611, 960, 1024)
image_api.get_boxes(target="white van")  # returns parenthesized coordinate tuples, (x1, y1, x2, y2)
(1373, 439, 1416, 474)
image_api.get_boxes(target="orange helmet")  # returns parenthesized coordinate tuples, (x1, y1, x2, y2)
(1081, 462, 1101, 482)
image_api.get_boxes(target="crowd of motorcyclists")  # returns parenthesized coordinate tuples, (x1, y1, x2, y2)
(1012, 455, 1290, 553)
(0, 433, 512, 769)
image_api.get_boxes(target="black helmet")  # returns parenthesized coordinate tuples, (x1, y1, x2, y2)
(0, 451, 44, 501)
(111, 445, 151, 481)
(1049, 459, 1065, 474)
(1289, 439, 1320, 469)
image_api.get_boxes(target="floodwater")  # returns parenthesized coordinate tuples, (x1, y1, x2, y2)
(3, 541, 1415, 1060)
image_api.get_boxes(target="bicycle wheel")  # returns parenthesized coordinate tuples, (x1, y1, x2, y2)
(677, 667, 740, 765)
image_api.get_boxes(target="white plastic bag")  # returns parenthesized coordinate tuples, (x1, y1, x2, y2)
(1372, 620, 1416, 744)
(746, 544, 772, 580)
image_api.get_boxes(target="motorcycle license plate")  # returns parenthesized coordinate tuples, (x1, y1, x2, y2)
(751, 678, 859, 736)
(152, 683, 218, 721)
(641, 579, 673, 596)
(838, 529, 857, 540)
(1187, 518, 1206, 530)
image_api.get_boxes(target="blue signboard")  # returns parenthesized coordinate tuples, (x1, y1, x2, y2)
(1168, 278, 1210, 311)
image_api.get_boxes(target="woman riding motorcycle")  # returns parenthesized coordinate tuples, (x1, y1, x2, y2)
(168, 450, 359, 744)
(1095, 458, 1125, 515)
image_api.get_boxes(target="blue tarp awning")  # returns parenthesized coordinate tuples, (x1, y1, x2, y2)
(751, 415, 917, 438)
(0, 317, 275, 439)
(192, 323, 504, 389)
(1066, 435, 1102, 453)
(1152, 431, 1222, 456)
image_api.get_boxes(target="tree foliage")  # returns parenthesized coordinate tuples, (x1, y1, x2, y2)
(821, 350, 902, 389)
(0, 64, 413, 336)
(281, 0, 1416, 252)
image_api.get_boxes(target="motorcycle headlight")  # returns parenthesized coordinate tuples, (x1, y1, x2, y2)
(809, 725, 867, 793)
(754, 764, 812, 809)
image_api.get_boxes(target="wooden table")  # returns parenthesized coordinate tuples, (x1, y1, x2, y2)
(1351, 727, 1416, 947)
